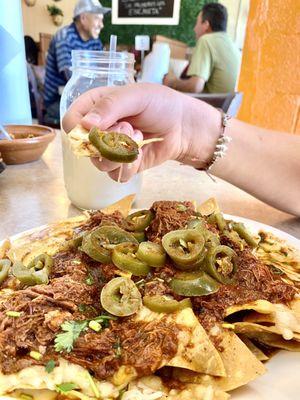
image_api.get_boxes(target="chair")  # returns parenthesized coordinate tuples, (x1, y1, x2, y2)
(38, 33, 52, 65)
(27, 63, 45, 124)
(188, 92, 243, 117)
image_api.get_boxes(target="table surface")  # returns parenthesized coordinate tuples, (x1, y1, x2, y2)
(1, 132, 299, 240)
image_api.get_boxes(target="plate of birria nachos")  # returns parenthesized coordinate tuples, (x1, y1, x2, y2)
(0, 196, 299, 400)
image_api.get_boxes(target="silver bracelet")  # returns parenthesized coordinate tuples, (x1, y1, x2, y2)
(198, 111, 232, 172)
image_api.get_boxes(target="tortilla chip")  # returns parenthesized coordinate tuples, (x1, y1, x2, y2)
(4, 195, 135, 265)
(255, 231, 300, 282)
(197, 198, 220, 216)
(243, 300, 300, 341)
(233, 322, 300, 351)
(68, 124, 99, 157)
(239, 335, 269, 361)
(136, 306, 226, 377)
(225, 299, 275, 317)
(173, 329, 266, 392)
(0, 239, 11, 260)
(101, 194, 135, 218)
(2, 389, 57, 400)
(6, 215, 87, 265)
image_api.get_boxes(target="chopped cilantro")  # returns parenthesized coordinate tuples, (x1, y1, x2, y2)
(270, 265, 284, 275)
(78, 303, 87, 313)
(117, 388, 126, 400)
(85, 273, 94, 286)
(176, 204, 187, 212)
(86, 371, 100, 398)
(94, 314, 117, 328)
(113, 338, 122, 358)
(54, 320, 88, 353)
(56, 382, 78, 394)
(6, 311, 21, 317)
(45, 359, 56, 373)
(29, 351, 42, 361)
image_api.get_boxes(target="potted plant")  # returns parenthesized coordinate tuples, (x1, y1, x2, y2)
(47, 4, 64, 26)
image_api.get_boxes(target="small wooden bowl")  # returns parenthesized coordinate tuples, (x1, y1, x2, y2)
(0, 125, 55, 164)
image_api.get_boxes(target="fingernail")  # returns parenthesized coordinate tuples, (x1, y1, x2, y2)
(82, 113, 102, 126)
(134, 131, 143, 142)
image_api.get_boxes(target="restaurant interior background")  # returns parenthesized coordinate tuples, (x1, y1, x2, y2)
(20, 0, 300, 134)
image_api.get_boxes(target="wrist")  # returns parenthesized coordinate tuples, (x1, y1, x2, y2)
(169, 78, 178, 90)
(177, 96, 223, 168)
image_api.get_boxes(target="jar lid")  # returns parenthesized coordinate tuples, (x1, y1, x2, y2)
(71, 50, 135, 73)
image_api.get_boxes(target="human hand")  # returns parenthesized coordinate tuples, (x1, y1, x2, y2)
(63, 83, 221, 182)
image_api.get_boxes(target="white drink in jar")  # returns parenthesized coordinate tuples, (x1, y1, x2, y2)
(61, 129, 141, 210)
(60, 50, 141, 210)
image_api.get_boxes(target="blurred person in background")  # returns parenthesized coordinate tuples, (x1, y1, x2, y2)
(164, 3, 240, 94)
(43, 0, 110, 126)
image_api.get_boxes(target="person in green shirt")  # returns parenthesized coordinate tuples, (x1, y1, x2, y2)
(163, 3, 240, 93)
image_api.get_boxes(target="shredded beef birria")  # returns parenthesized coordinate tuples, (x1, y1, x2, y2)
(0, 201, 297, 378)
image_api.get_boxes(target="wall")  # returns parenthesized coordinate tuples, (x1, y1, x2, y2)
(21, 0, 77, 42)
(237, 0, 300, 134)
(100, 0, 216, 47)
(220, 0, 249, 51)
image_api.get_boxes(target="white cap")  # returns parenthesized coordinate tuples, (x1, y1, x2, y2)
(74, 0, 111, 18)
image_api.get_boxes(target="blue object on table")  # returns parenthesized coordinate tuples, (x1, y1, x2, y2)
(0, 0, 32, 125)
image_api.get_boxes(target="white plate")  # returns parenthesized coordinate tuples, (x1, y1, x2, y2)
(1, 215, 300, 400)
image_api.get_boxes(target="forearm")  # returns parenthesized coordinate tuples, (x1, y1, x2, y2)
(211, 119, 300, 216)
(170, 76, 204, 93)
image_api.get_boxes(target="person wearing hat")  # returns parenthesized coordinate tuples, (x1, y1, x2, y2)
(43, 0, 110, 126)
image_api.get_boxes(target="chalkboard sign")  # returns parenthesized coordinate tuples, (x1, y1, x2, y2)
(112, 0, 181, 25)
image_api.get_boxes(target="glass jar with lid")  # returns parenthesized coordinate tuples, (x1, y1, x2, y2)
(60, 50, 141, 210)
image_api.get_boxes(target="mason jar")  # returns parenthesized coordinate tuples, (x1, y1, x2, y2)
(60, 50, 142, 210)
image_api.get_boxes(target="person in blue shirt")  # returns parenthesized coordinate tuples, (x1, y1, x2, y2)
(44, 0, 110, 125)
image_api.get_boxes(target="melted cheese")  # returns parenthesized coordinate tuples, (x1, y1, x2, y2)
(0, 359, 119, 399)
(124, 376, 229, 400)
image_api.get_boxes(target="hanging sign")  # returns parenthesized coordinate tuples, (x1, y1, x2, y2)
(112, 0, 181, 25)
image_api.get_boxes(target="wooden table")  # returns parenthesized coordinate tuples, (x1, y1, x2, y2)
(0, 132, 299, 240)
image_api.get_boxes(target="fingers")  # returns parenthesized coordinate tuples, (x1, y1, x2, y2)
(91, 151, 143, 183)
(63, 84, 150, 133)
(62, 86, 111, 132)
(91, 122, 144, 182)
(80, 84, 150, 131)
(91, 150, 143, 183)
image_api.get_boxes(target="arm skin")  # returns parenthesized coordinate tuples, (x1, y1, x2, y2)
(63, 83, 300, 217)
(163, 74, 205, 93)
(211, 119, 300, 216)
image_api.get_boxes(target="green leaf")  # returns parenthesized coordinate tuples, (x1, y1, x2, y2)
(45, 359, 56, 373)
(54, 320, 88, 353)
(56, 382, 78, 394)
(85, 273, 94, 286)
